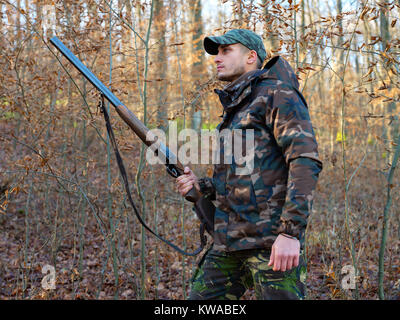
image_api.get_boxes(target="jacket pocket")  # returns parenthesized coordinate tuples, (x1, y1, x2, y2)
(225, 174, 258, 214)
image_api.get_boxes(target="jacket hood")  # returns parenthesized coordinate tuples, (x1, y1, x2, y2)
(260, 56, 299, 90)
(215, 56, 299, 111)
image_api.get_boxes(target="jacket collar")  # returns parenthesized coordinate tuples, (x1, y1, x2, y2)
(214, 69, 262, 112)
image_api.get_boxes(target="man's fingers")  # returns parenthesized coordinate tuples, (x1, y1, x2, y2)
(176, 176, 189, 185)
(286, 256, 293, 271)
(281, 254, 300, 271)
(177, 176, 195, 188)
(273, 258, 281, 272)
(178, 177, 197, 193)
(177, 168, 193, 182)
(268, 246, 275, 267)
(181, 185, 194, 195)
(270, 251, 299, 272)
(293, 254, 299, 268)
(178, 183, 192, 194)
(280, 254, 288, 272)
(182, 180, 195, 189)
(272, 251, 281, 271)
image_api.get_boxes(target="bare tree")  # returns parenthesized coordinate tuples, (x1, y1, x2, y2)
(189, 0, 204, 131)
(154, 0, 168, 131)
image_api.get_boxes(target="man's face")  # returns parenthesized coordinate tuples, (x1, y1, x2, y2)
(214, 43, 249, 82)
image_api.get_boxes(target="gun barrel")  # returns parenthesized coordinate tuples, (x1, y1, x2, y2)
(50, 36, 151, 145)
(50, 36, 200, 202)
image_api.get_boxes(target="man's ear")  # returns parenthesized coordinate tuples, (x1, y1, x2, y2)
(247, 50, 258, 65)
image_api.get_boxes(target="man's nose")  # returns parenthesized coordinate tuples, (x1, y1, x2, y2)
(214, 54, 222, 64)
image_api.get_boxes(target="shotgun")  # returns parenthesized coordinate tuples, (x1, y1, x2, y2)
(49, 36, 200, 203)
(49, 36, 216, 256)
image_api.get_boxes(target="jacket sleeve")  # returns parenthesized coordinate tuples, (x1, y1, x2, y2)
(277, 157, 322, 239)
(268, 87, 323, 240)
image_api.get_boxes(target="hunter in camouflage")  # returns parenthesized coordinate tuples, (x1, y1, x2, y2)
(176, 29, 322, 300)
(204, 55, 322, 252)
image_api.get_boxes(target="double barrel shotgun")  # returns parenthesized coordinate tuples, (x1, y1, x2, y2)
(49, 37, 214, 256)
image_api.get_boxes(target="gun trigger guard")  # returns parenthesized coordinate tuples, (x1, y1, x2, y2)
(166, 164, 179, 178)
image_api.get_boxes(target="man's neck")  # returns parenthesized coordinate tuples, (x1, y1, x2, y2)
(224, 68, 261, 89)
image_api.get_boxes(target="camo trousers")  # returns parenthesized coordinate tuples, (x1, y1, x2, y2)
(189, 247, 306, 300)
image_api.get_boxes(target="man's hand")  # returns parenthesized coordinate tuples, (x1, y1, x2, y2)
(268, 234, 300, 272)
(176, 167, 200, 197)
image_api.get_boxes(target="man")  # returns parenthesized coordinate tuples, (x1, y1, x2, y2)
(176, 29, 322, 300)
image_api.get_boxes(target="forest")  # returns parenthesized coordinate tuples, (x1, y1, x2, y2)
(0, 0, 399, 300)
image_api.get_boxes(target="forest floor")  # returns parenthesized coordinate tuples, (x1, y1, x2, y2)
(0, 180, 399, 300)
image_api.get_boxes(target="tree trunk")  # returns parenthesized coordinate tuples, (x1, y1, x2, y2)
(378, 0, 397, 300)
(154, 0, 168, 131)
(379, 1, 398, 163)
(263, 0, 277, 53)
(189, 0, 204, 131)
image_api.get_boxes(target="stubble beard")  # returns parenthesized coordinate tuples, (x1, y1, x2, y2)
(217, 64, 246, 82)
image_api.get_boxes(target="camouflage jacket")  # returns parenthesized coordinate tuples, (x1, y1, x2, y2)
(199, 56, 323, 252)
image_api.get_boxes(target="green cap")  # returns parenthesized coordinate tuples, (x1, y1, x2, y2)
(204, 29, 266, 63)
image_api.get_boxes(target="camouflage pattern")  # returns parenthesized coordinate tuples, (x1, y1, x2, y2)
(204, 29, 267, 63)
(200, 56, 323, 252)
(189, 247, 306, 300)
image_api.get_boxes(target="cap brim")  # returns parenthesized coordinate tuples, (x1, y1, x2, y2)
(203, 35, 237, 55)
(203, 37, 220, 55)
